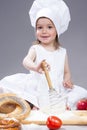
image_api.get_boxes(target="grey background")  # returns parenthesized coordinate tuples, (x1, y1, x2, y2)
(0, 0, 87, 89)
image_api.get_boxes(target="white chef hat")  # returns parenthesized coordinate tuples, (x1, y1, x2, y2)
(29, 0, 71, 37)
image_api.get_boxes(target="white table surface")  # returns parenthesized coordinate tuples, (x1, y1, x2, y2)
(21, 110, 87, 130)
(22, 124, 87, 130)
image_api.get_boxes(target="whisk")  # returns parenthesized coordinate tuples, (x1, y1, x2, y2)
(41, 60, 70, 114)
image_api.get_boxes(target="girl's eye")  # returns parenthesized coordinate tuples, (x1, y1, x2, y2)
(37, 26, 42, 29)
(48, 26, 53, 29)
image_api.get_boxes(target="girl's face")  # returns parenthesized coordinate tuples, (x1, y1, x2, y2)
(36, 17, 57, 46)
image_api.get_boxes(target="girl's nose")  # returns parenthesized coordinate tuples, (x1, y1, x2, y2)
(42, 28, 47, 33)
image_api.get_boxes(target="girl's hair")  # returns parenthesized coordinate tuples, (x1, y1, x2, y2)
(33, 35, 61, 49)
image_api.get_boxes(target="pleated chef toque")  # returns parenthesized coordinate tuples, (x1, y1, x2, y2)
(29, 0, 71, 37)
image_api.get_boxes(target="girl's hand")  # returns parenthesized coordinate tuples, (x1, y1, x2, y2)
(36, 60, 50, 73)
(63, 79, 73, 89)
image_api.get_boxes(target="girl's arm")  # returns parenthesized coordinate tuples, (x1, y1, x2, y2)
(23, 47, 43, 73)
(63, 54, 73, 88)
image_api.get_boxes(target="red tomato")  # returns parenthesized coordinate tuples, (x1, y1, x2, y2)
(76, 99, 87, 110)
(46, 116, 62, 130)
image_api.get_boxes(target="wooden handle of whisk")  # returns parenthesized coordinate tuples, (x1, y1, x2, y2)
(41, 60, 53, 89)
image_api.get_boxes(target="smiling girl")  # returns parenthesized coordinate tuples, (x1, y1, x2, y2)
(0, 0, 87, 110)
